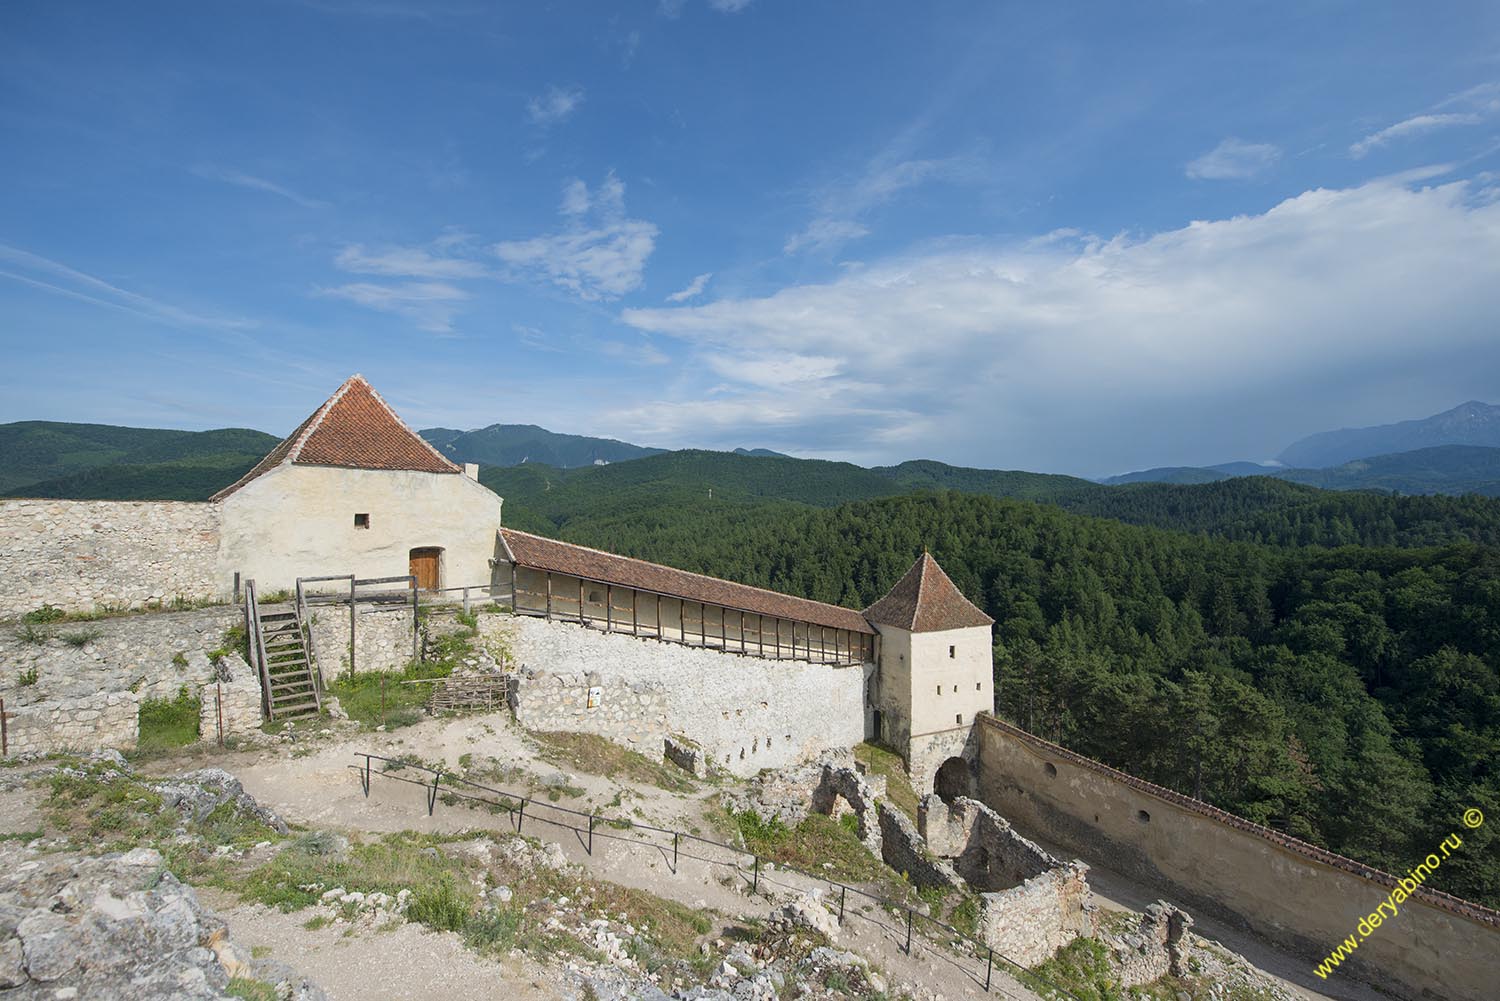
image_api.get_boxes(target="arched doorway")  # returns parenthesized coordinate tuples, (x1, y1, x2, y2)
(933, 756, 974, 804)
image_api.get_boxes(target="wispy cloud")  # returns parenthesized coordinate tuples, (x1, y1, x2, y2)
(0, 243, 253, 329)
(708, 0, 753, 11)
(1351, 113, 1482, 158)
(336, 243, 488, 279)
(527, 85, 584, 126)
(192, 165, 325, 208)
(1351, 82, 1500, 158)
(784, 219, 871, 255)
(622, 175, 1500, 470)
(665, 272, 712, 302)
(785, 155, 966, 255)
(319, 281, 468, 333)
(494, 172, 658, 300)
(1185, 138, 1281, 180)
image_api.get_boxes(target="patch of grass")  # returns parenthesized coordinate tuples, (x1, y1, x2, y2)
(0, 830, 44, 844)
(328, 659, 452, 729)
(855, 741, 920, 820)
(1027, 938, 1131, 1001)
(727, 809, 893, 888)
(532, 731, 696, 794)
(17, 665, 39, 685)
(227, 979, 280, 1001)
(137, 686, 202, 752)
(172, 651, 189, 668)
(250, 945, 272, 959)
(209, 624, 249, 663)
(15, 623, 47, 645)
(21, 604, 66, 624)
(59, 628, 102, 647)
(303, 914, 333, 931)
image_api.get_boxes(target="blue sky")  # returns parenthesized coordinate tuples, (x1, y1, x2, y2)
(2, 1, 1499, 476)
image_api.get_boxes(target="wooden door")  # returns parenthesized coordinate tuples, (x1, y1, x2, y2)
(409, 548, 441, 590)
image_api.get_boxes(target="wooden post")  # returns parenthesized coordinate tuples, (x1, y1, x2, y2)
(758, 614, 764, 657)
(510, 562, 518, 612)
(215, 684, 224, 746)
(605, 585, 612, 632)
(679, 598, 685, 644)
(631, 590, 638, 635)
(1, 697, 10, 757)
(578, 578, 585, 624)
(720, 606, 726, 649)
(545, 572, 552, 619)
(349, 577, 357, 678)
(462, 586, 471, 615)
(655, 593, 662, 638)
(411, 577, 419, 662)
(740, 611, 746, 654)
(775, 619, 781, 659)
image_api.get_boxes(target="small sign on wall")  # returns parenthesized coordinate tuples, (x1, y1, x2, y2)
(587, 686, 602, 709)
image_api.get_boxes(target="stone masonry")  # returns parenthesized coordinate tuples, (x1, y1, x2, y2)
(0, 499, 221, 617)
(306, 603, 417, 678)
(2, 691, 140, 756)
(493, 614, 866, 777)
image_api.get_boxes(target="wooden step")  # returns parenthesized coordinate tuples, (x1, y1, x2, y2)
(270, 679, 314, 691)
(259, 611, 297, 621)
(272, 701, 320, 717)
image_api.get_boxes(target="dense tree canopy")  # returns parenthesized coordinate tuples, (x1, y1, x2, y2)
(521, 489, 1499, 908)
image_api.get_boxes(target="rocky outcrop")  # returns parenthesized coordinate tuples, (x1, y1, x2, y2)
(0, 842, 324, 999)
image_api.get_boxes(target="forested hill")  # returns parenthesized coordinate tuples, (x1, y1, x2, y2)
(532, 489, 1500, 909)
(483, 451, 1500, 549)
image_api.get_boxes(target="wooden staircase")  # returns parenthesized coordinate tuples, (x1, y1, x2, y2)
(245, 581, 322, 722)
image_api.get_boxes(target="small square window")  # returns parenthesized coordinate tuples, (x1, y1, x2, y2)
(936, 684, 942, 696)
(354, 513, 370, 529)
(956, 713, 963, 725)
(952, 685, 957, 693)
(976, 682, 982, 691)
(948, 645, 955, 658)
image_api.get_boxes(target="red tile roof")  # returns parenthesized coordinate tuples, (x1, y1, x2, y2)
(499, 528, 875, 635)
(211, 375, 460, 500)
(863, 553, 994, 632)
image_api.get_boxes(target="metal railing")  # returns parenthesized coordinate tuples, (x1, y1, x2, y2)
(350, 751, 1081, 1001)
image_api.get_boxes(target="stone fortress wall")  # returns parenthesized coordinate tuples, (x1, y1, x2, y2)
(0, 499, 222, 617)
(974, 713, 1500, 1001)
(0, 606, 256, 755)
(492, 614, 868, 777)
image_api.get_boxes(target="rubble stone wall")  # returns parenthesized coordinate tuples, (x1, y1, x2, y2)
(0, 499, 222, 617)
(306, 603, 417, 678)
(491, 614, 865, 776)
(977, 863, 1095, 969)
(2, 691, 140, 756)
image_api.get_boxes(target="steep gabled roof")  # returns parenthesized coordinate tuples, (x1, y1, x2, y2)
(500, 528, 875, 635)
(210, 374, 460, 500)
(863, 553, 993, 632)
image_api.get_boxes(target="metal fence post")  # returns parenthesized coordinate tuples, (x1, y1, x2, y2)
(752, 855, 759, 893)
(427, 772, 440, 816)
(673, 832, 679, 871)
(905, 908, 913, 954)
(838, 885, 846, 924)
(588, 814, 594, 856)
(985, 947, 993, 991)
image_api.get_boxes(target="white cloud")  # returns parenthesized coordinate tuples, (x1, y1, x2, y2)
(708, 0, 753, 11)
(336, 243, 487, 279)
(320, 281, 468, 333)
(494, 172, 658, 300)
(784, 219, 871, 255)
(1185, 138, 1281, 180)
(527, 85, 584, 126)
(192, 165, 325, 208)
(1351, 113, 1483, 158)
(666, 272, 712, 302)
(620, 176, 1500, 470)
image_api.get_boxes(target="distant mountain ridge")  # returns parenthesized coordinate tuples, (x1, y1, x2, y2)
(1101, 446, 1500, 496)
(420, 424, 666, 469)
(1278, 400, 1500, 468)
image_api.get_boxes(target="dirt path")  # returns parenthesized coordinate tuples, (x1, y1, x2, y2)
(200, 888, 565, 1001)
(183, 713, 1039, 1000)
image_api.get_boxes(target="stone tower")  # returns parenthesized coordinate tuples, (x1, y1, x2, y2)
(864, 553, 995, 799)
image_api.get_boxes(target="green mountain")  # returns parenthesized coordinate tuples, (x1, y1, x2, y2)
(1104, 446, 1500, 496)
(1275, 445, 1500, 495)
(0, 421, 279, 497)
(1279, 400, 1500, 467)
(421, 423, 665, 469)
